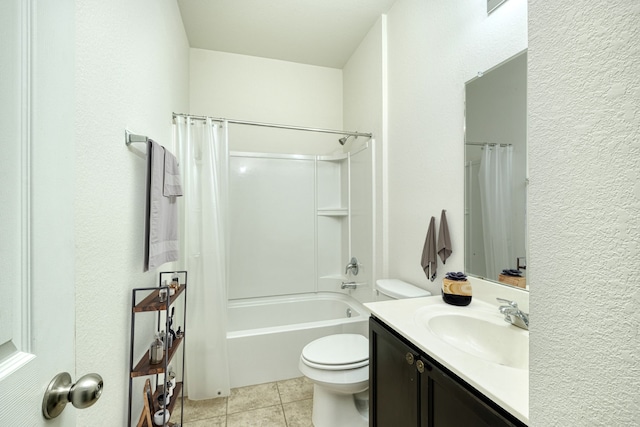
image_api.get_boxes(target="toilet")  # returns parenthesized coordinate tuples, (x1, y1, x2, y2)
(299, 280, 431, 427)
(375, 278, 432, 301)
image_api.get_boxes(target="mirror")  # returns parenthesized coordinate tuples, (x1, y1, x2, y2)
(464, 50, 527, 290)
(487, 0, 509, 14)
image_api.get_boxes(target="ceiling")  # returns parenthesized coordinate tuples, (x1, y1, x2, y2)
(177, 0, 397, 69)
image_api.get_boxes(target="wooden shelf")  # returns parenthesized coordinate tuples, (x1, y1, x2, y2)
(131, 336, 184, 378)
(139, 382, 184, 427)
(153, 382, 184, 419)
(133, 285, 186, 313)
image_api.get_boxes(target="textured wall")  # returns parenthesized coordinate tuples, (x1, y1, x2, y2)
(385, 0, 527, 295)
(75, 0, 189, 425)
(529, 1, 640, 425)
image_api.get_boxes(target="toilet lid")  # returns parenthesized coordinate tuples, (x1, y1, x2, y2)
(302, 334, 368, 366)
(376, 279, 431, 299)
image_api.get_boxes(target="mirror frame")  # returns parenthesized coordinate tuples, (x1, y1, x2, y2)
(488, 0, 508, 14)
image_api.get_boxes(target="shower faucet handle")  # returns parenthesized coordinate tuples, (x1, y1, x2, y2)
(345, 257, 359, 276)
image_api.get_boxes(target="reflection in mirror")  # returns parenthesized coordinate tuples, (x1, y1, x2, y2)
(464, 50, 527, 290)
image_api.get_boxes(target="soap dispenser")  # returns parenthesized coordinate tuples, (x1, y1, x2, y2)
(149, 332, 164, 364)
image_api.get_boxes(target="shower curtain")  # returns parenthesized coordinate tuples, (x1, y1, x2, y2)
(174, 116, 230, 399)
(478, 144, 514, 279)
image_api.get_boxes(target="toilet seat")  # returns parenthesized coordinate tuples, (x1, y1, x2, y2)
(301, 334, 369, 371)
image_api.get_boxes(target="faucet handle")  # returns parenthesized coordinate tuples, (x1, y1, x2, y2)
(344, 257, 359, 276)
(496, 298, 518, 308)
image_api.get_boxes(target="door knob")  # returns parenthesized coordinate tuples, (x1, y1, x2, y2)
(42, 372, 103, 419)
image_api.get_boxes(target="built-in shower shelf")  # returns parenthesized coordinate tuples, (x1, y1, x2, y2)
(317, 208, 348, 216)
(319, 274, 349, 281)
(317, 152, 348, 161)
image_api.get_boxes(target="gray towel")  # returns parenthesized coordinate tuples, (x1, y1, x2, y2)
(144, 140, 181, 271)
(437, 209, 452, 264)
(421, 216, 437, 281)
(163, 148, 183, 197)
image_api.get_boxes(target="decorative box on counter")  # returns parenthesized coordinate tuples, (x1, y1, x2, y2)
(498, 269, 526, 288)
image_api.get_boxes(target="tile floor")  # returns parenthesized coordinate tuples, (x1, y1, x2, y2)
(172, 376, 314, 426)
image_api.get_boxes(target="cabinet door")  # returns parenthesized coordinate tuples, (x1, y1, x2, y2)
(421, 356, 520, 427)
(370, 318, 420, 427)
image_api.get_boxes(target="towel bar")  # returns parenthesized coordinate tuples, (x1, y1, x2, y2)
(125, 129, 148, 145)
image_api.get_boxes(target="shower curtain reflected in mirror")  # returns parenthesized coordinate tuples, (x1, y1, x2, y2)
(478, 144, 514, 279)
(175, 116, 230, 399)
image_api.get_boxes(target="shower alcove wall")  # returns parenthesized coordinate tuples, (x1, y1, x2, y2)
(228, 142, 373, 300)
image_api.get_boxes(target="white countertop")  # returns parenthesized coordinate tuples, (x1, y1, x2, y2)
(365, 296, 529, 425)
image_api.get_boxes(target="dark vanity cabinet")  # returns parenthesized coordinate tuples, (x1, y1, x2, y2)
(369, 317, 526, 427)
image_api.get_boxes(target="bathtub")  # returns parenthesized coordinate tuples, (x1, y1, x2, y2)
(227, 292, 370, 388)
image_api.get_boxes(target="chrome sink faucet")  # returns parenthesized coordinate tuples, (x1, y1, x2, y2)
(496, 298, 529, 330)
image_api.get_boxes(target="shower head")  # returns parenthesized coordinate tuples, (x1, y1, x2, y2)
(339, 135, 354, 145)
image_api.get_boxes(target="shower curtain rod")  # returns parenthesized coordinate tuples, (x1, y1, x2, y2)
(172, 112, 372, 138)
(465, 141, 512, 147)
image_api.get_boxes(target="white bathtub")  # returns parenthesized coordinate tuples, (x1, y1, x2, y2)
(227, 292, 370, 388)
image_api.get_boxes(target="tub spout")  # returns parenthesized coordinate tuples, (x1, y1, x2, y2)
(341, 281, 358, 290)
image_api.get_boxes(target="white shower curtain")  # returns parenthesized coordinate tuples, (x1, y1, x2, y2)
(174, 116, 230, 399)
(478, 144, 514, 279)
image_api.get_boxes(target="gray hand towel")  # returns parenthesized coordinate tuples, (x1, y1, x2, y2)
(437, 209, 452, 264)
(163, 148, 183, 197)
(421, 216, 437, 281)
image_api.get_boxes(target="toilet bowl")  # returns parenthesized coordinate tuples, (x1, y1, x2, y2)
(299, 279, 431, 426)
(299, 334, 369, 427)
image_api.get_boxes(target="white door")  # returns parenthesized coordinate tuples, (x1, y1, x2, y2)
(0, 1, 81, 424)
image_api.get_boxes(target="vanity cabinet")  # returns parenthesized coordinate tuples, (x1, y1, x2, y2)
(369, 317, 526, 427)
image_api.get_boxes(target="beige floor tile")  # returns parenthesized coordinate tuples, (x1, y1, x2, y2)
(282, 399, 313, 427)
(227, 382, 281, 414)
(183, 415, 226, 427)
(276, 377, 313, 404)
(173, 396, 227, 423)
(227, 405, 286, 427)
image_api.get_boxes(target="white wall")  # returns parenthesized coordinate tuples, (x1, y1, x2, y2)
(189, 49, 344, 155)
(228, 155, 316, 299)
(343, 16, 386, 298)
(385, 0, 527, 296)
(75, 0, 189, 425)
(529, 1, 640, 425)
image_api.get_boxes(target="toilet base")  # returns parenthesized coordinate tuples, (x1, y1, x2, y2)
(311, 385, 368, 427)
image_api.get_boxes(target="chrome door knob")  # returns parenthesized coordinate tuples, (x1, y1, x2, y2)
(42, 372, 103, 419)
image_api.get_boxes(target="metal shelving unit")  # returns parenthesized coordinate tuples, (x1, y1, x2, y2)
(127, 271, 188, 427)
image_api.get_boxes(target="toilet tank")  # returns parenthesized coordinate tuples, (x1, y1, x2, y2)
(375, 279, 432, 301)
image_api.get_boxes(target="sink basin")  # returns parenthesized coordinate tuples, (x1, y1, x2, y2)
(415, 307, 529, 370)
